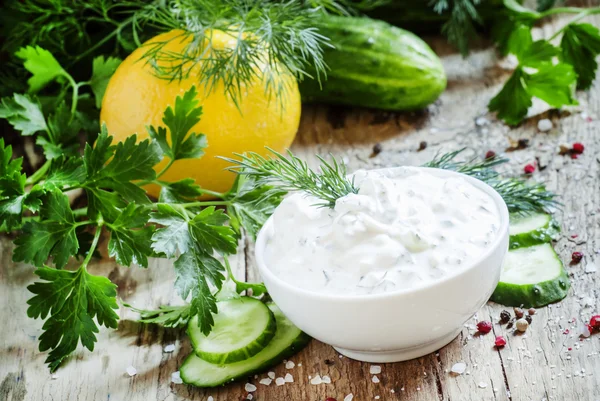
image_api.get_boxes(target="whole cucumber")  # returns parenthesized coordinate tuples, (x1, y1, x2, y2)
(299, 15, 446, 111)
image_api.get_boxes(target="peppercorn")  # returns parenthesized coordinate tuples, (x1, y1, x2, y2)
(517, 139, 530, 149)
(500, 310, 511, 324)
(523, 164, 536, 174)
(494, 336, 507, 347)
(506, 317, 516, 329)
(516, 318, 529, 332)
(418, 141, 427, 151)
(572, 142, 585, 154)
(477, 321, 493, 334)
(514, 307, 524, 319)
(590, 315, 600, 330)
(485, 150, 496, 159)
(572, 251, 583, 264)
(325, 398, 338, 401)
(371, 143, 383, 157)
(528, 308, 536, 315)
(525, 314, 532, 324)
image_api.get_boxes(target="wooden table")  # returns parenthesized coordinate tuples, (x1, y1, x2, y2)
(2, 12, 600, 401)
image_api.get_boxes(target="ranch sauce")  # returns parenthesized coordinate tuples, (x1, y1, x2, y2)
(264, 167, 501, 295)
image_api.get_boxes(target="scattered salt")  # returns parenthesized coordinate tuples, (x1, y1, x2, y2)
(268, 371, 275, 379)
(51, 374, 59, 380)
(285, 361, 295, 369)
(538, 119, 553, 132)
(450, 362, 467, 375)
(163, 344, 176, 353)
(585, 262, 597, 273)
(475, 116, 489, 126)
(370, 365, 382, 374)
(285, 373, 294, 383)
(322, 375, 331, 384)
(310, 375, 322, 385)
(126, 366, 137, 377)
(208, 397, 214, 401)
(247, 394, 253, 400)
(372, 375, 380, 383)
(245, 383, 257, 392)
(259, 378, 272, 386)
(171, 371, 182, 384)
(580, 325, 592, 338)
(275, 377, 285, 386)
(344, 394, 354, 401)
(478, 382, 488, 389)
(375, 396, 380, 400)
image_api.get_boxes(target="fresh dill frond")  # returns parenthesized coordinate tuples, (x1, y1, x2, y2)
(424, 148, 559, 215)
(429, 0, 482, 56)
(223, 148, 358, 208)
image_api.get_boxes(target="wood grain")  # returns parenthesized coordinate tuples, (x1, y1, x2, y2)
(2, 10, 600, 401)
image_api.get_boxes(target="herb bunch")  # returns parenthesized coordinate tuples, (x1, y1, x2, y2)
(0, 46, 282, 371)
(424, 148, 558, 214)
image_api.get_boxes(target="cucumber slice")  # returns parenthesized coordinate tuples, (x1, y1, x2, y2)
(491, 243, 570, 308)
(509, 213, 559, 249)
(188, 297, 276, 365)
(181, 304, 311, 387)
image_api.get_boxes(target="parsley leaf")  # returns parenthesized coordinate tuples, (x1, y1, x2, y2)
(561, 23, 600, 90)
(0, 93, 47, 136)
(27, 266, 119, 372)
(124, 303, 192, 328)
(15, 46, 67, 92)
(90, 56, 122, 108)
(488, 68, 531, 125)
(106, 204, 154, 268)
(224, 175, 286, 239)
(159, 178, 204, 203)
(526, 63, 578, 108)
(41, 158, 86, 192)
(147, 86, 206, 161)
(13, 190, 79, 269)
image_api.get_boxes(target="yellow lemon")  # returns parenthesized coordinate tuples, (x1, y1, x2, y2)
(100, 29, 301, 198)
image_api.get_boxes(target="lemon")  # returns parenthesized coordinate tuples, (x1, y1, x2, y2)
(100, 29, 301, 197)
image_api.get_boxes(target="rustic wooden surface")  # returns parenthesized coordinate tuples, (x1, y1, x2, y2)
(2, 11, 600, 401)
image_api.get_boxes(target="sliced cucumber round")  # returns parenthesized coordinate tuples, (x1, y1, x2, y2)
(509, 213, 560, 249)
(188, 297, 276, 365)
(181, 304, 311, 387)
(491, 243, 570, 308)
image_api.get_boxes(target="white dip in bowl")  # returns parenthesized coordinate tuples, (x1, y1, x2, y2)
(256, 166, 509, 362)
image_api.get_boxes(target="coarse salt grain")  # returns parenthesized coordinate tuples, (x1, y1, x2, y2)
(322, 375, 331, 384)
(375, 396, 380, 400)
(285, 373, 294, 383)
(478, 382, 488, 389)
(285, 361, 295, 369)
(275, 377, 285, 386)
(51, 374, 59, 380)
(538, 119, 553, 132)
(450, 362, 467, 375)
(245, 383, 257, 392)
(171, 371, 183, 384)
(208, 397, 214, 401)
(259, 378, 272, 386)
(585, 262, 597, 273)
(247, 394, 253, 400)
(344, 394, 354, 401)
(370, 365, 382, 374)
(126, 366, 137, 377)
(372, 375, 380, 383)
(163, 344, 176, 353)
(268, 371, 275, 379)
(310, 375, 322, 385)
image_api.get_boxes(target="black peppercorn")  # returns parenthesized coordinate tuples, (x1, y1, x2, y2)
(500, 310, 511, 324)
(525, 314, 532, 324)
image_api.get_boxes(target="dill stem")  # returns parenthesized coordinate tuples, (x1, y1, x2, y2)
(70, 17, 134, 66)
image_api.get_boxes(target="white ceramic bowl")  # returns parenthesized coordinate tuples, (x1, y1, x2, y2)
(255, 167, 509, 363)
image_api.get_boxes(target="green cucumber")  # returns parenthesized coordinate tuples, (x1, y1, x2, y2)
(299, 15, 446, 111)
(188, 297, 276, 365)
(181, 304, 311, 387)
(509, 213, 560, 249)
(491, 243, 570, 308)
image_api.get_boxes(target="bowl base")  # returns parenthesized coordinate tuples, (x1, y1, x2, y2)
(332, 328, 462, 363)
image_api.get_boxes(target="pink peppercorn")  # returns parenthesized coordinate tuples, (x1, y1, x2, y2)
(495, 336, 507, 347)
(590, 315, 600, 330)
(326, 398, 338, 401)
(572, 143, 585, 154)
(485, 150, 496, 159)
(477, 321, 493, 334)
(572, 251, 584, 264)
(524, 164, 536, 174)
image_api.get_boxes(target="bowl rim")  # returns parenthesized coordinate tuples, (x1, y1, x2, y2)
(254, 166, 510, 301)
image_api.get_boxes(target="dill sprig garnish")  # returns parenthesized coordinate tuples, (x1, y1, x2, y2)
(424, 148, 559, 215)
(223, 148, 358, 208)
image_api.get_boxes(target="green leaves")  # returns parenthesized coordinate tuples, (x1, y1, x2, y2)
(125, 304, 192, 328)
(489, 36, 577, 125)
(13, 191, 80, 269)
(147, 86, 207, 162)
(0, 93, 47, 136)
(15, 46, 67, 92)
(27, 266, 119, 372)
(106, 204, 154, 268)
(90, 56, 122, 108)
(150, 205, 237, 334)
(561, 23, 600, 90)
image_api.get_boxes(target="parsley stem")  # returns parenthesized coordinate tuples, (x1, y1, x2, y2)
(82, 222, 103, 269)
(25, 160, 51, 186)
(156, 159, 175, 179)
(547, 8, 600, 41)
(539, 7, 600, 18)
(197, 188, 226, 198)
(180, 201, 230, 208)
